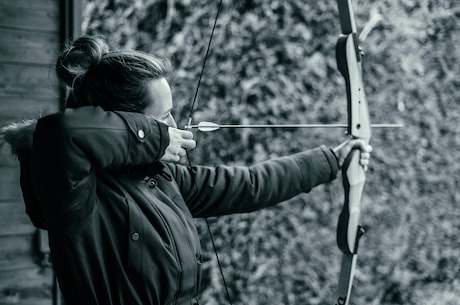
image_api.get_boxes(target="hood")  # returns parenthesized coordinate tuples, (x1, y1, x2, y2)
(1, 119, 46, 230)
(0, 119, 37, 156)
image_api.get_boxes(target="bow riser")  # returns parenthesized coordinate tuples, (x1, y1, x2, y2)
(336, 34, 371, 141)
(336, 31, 370, 255)
(335, 150, 367, 305)
(334, 0, 372, 304)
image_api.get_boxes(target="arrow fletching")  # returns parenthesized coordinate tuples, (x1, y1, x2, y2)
(197, 121, 221, 132)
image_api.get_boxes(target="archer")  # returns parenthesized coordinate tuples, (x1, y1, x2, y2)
(1, 35, 371, 305)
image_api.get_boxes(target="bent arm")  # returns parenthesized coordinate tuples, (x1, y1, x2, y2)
(35, 107, 168, 168)
(31, 106, 169, 228)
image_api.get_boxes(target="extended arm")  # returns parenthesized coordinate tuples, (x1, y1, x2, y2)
(169, 146, 339, 218)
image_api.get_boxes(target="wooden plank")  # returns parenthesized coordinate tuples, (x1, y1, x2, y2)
(0, 294, 54, 305)
(0, 0, 60, 32)
(0, 1, 65, 304)
(0, 200, 35, 236)
(0, 63, 60, 99)
(0, 267, 53, 305)
(0, 97, 59, 127)
(0, 28, 60, 65)
(0, 167, 22, 201)
(0, 146, 18, 166)
(0, 234, 36, 270)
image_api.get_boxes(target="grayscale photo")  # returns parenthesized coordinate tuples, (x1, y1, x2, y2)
(0, 0, 457, 304)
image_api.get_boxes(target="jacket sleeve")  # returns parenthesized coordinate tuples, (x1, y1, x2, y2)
(18, 150, 47, 229)
(31, 106, 169, 228)
(169, 146, 339, 218)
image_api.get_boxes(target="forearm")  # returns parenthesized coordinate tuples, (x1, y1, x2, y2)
(33, 106, 169, 169)
(172, 146, 339, 217)
(31, 107, 169, 211)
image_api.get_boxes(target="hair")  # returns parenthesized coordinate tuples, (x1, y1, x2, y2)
(55, 35, 171, 112)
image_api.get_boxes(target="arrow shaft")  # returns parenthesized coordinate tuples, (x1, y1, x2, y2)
(185, 123, 402, 129)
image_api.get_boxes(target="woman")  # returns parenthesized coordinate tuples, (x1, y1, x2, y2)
(1, 36, 371, 305)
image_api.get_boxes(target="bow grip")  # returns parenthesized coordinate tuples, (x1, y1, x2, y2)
(337, 148, 366, 254)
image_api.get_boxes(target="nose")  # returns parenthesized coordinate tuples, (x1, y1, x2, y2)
(165, 113, 177, 128)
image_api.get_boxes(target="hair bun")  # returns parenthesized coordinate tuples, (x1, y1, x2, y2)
(56, 36, 110, 87)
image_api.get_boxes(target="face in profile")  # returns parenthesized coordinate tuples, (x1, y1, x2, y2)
(143, 78, 177, 128)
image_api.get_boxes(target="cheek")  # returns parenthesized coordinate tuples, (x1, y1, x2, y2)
(142, 102, 155, 115)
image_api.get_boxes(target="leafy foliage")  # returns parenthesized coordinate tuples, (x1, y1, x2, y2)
(83, 0, 459, 304)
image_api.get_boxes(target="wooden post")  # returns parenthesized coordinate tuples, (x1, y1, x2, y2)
(62, 0, 83, 41)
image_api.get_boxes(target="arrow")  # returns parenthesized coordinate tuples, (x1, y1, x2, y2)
(185, 121, 403, 132)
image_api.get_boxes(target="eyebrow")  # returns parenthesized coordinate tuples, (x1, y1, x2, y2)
(163, 107, 173, 117)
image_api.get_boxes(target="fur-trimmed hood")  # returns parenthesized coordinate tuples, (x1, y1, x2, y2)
(1, 119, 45, 229)
(0, 119, 37, 156)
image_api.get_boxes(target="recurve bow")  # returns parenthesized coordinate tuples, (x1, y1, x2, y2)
(185, 1, 384, 304)
(334, 0, 371, 304)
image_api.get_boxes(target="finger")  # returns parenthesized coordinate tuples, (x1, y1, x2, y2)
(177, 148, 187, 157)
(350, 140, 372, 154)
(161, 152, 181, 163)
(181, 139, 197, 150)
(179, 130, 194, 139)
(360, 152, 371, 160)
(349, 139, 367, 151)
(172, 154, 181, 162)
(359, 159, 369, 166)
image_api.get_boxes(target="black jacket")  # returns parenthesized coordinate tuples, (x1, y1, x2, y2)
(1, 106, 339, 305)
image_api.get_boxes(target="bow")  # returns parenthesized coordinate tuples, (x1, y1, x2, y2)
(185, 1, 377, 304)
(334, 0, 371, 304)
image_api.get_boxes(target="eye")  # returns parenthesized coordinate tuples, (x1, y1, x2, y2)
(162, 112, 171, 121)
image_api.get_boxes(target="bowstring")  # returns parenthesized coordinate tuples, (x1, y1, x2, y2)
(184, 1, 233, 304)
(187, 0, 223, 119)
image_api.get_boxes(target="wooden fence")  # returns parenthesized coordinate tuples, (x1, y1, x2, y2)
(0, 1, 81, 304)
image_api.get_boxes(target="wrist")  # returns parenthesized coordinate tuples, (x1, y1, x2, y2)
(330, 148, 343, 169)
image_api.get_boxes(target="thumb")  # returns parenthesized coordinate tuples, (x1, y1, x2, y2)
(333, 139, 371, 168)
(348, 139, 371, 153)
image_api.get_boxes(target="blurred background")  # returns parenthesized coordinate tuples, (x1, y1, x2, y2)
(0, 0, 458, 304)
